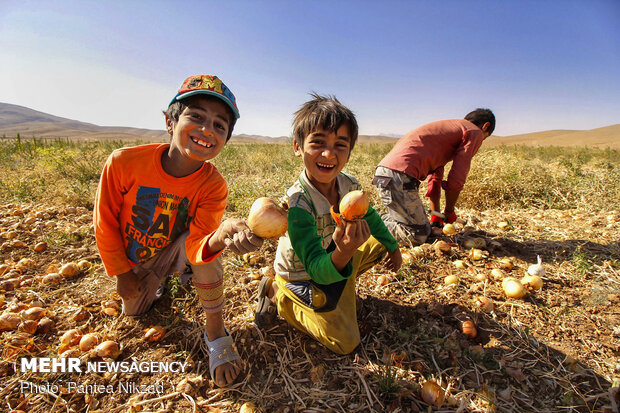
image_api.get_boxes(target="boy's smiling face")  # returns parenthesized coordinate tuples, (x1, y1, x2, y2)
(294, 124, 352, 191)
(166, 96, 230, 169)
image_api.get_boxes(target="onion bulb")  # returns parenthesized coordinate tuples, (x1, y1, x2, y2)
(37, 317, 55, 333)
(461, 320, 478, 338)
(18, 320, 38, 334)
(502, 277, 526, 298)
(0, 313, 21, 331)
(442, 223, 456, 235)
(412, 246, 426, 258)
(239, 402, 258, 413)
(498, 258, 514, 271)
(60, 329, 82, 346)
(338, 190, 369, 221)
(247, 197, 288, 239)
(434, 240, 451, 254)
(463, 237, 486, 250)
(22, 307, 47, 321)
(522, 275, 543, 290)
(491, 268, 504, 280)
(453, 260, 466, 269)
(60, 262, 79, 277)
(421, 380, 445, 407)
(444, 274, 459, 285)
(469, 248, 484, 261)
(527, 255, 545, 277)
(79, 333, 100, 351)
(377, 275, 390, 286)
(34, 241, 48, 252)
(476, 296, 494, 312)
(144, 326, 166, 342)
(95, 340, 121, 359)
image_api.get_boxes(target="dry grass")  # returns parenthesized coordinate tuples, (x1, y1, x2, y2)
(0, 138, 619, 412)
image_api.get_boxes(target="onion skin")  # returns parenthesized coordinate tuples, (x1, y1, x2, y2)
(95, 341, 121, 359)
(79, 333, 99, 351)
(247, 197, 288, 239)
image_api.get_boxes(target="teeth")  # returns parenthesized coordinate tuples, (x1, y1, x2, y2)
(191, 137, 213, 148)
(317, 163, 335, 168)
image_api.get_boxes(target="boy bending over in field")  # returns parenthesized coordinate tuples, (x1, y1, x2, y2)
(255, 94, 402, 354)
(94, 75, 262, 387)
(373, 109, 496, 244)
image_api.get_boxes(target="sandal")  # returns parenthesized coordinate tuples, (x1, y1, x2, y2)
(254, 277, 277, 329)
(204, 330, 241, 386)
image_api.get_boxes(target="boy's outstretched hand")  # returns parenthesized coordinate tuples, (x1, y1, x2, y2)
(212, 218, 263, 255)
(331, 219, 371, 271)
(385, 247, 403, 272)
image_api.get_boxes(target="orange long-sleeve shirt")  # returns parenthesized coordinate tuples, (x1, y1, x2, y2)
(93, 143, 227, 276)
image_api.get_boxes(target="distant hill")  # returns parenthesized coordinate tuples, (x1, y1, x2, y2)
(1, 102, 618, 147)
(485, 124, 620, 149)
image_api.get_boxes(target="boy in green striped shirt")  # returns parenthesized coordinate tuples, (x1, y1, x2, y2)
(255, 94, 402, 354)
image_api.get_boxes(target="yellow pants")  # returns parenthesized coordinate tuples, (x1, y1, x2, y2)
(273, 237, 387, 354)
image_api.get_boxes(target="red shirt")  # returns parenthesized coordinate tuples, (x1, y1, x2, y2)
(378, 119, 485, 196)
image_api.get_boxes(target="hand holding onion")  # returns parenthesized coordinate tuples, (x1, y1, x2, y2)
(216, 218, 264, 255)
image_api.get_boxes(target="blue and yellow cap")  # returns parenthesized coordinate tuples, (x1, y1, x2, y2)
(169, 74, 239, 119)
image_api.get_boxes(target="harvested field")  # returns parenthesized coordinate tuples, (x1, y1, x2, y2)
(0, 140, 618, 412)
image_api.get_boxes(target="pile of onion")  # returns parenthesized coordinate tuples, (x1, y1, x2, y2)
(247, 197, 288, 239)
(330, 190, 369, 225)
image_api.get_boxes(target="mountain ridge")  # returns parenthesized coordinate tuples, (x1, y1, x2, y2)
(1, 102, 618, 147)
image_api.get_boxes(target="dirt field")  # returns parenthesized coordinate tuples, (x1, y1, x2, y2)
(1, 202, 618, 413)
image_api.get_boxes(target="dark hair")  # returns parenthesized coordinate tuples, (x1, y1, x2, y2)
(163, 96, 237, 141)
(292, 93, 359, 150)
(464, 108, 495, 135)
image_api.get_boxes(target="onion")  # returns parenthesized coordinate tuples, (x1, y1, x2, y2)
(18, 320, 38, 334)
(434, 241, 451, 254)
(37, 317, 55, 333)
(22, 307, 47, 321)
(476, 273, 488, 282)
(79, 333, 100, 351)
(239, 402, 258, 413)
(60, 328, 82, 346)
(442, 223, 456, 235)
(338, 190, 369, 221)
(453, 260, 466, 269)
(491, 268, 504, 280)
(77, 260, 91, 271)
(0, 313, 21, 331)
(527, 255, 545, 277)
(412, 246, 426, 258)
(42, 273, 62, 285)
(34, 242, 48, 252)
(101, 300, 120, 316)
(444, 275, 459, 285)
(522, 275, 543, 290)
(476, 296, 494, 312)
(401, 249, 413, 265)
(497, 221, 510, 231)
(60, 262, 79, 278)
(144, 326, 166, 342)
(502, 277, 526, 298)
(247, 197, 288, 239)
(377, 275, 390, 286)
(95, 340, 121, 359)
(463, 237, 486, 250)
(498, 258, 514, 271)
(469, 249, 484, 261)
(421, 380, 445, 407)
(461, 320, 478, 338)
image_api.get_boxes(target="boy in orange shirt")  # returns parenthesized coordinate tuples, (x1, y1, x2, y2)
(94, 74, 262, 387)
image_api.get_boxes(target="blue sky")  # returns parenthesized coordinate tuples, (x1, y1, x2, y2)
(1, 0, 618, 138)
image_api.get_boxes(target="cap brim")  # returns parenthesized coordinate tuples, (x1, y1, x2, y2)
(169, 90, 240, 119)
